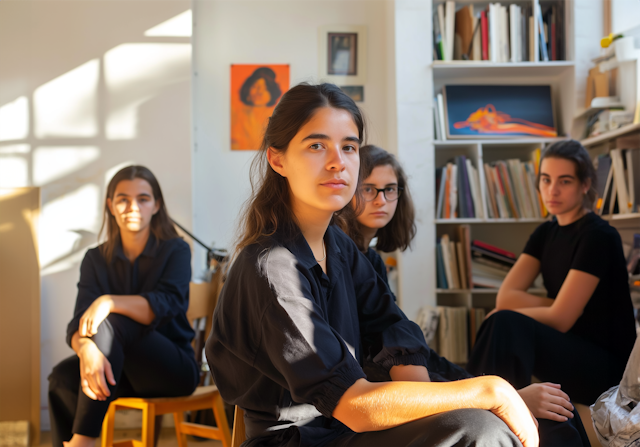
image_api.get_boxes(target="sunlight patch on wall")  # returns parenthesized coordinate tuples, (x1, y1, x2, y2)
(39, 183, 100, 268)
(104, 43, 191, 140)
(34, 59, 99, 138)
(0, 157, 28, 187)
(33, 146, 100, 186)
(0, 144, 30, 154)
(144, 10, 192, 37)
(0, 96, 29, 141)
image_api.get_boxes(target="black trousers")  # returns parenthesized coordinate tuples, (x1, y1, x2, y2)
(48, 314, 199, 447)
(467, 310, 627, 405)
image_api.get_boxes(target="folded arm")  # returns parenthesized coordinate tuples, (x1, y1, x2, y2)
(333, 376, 538, 447)
(496, 254, 599, 333)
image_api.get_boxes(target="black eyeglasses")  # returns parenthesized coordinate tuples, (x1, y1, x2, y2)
(360, 185, 403, 202)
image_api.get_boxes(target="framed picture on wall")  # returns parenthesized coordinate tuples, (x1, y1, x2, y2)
(443, 85, 557, 139)
(318, 25, 367, 85)
(230, 64, 290, 150)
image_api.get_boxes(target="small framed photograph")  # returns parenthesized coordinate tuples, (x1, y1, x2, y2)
(328, 33, 357, 75)
(318, 25, 367, 85)
(443, 85, 557, 139)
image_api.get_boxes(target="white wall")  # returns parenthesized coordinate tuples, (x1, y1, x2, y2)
(612, 0, 640, 35)
(191, 0, 397, 275)
(0, 0, 192, 428)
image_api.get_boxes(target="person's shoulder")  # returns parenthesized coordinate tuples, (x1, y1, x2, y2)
(579, 212, 620, 241)
(233, 238, 294, 279)
(162, 236, 190, 252)
(82, 244, 104, 264)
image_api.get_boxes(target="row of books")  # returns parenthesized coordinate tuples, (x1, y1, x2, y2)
(436, 156, 484, 219)
(436, 226, 517, 290)
(483, 158, 548, 219)
(594, 145, 640, 216)
(435, 150, 548, 220)
(433, 1, 565, 63)
(426, 306, 486, 364)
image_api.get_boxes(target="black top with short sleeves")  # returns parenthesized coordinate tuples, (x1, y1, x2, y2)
(523, 212, 635, 362)
(206, 225, 430, 446)
(66, 234, 195, 354)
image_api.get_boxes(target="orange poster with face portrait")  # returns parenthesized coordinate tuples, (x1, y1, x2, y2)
(230, 64, 290, 150)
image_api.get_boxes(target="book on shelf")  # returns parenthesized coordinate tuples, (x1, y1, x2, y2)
(433, 1, 564, 62)
(594, 146, 640, 216)
(432, 306, 486, 362)
(483, 154, 547, 220)
(469, 308, 487, 349)
(436, 156, 483, 219)
(434, 306, 468, 364)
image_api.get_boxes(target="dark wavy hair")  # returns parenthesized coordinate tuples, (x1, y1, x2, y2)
(239, 67, 282, 107)
(99, 165, 179, 263)
(536, 139, 597, 209)
(341, 145, 416, 253)
(235, 83, 367, 256)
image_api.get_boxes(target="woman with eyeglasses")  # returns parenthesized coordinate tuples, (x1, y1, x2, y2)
(206, 84, 539, 447)
(340, 145, 589, 446)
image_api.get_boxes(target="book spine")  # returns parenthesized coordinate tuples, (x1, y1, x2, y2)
(481, 10, 489, 61)
(472, 255, 512, 272)
(472, 240, 516, 259)
(536, 4, 549, 62)
(472, 246, 516, 265)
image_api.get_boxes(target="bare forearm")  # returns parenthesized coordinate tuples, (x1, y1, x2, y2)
(334, 376, 507, 432)
(496, 289, 554, 310)
(110, 295, 155, 325)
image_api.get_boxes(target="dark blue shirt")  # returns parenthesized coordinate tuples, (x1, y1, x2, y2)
(206, 225, 431, 446)
(66, 234, 195, 354)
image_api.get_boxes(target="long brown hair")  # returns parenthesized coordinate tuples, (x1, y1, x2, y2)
(341, 145, 416, 252)
(235, 83, 367, 255)
(99, 165, 179, 263)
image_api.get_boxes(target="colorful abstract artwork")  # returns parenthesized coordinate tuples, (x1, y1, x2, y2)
(230, 64, 289, 150)
(443, 85, 557, 139)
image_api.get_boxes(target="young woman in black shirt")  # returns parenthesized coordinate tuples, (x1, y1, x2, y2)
(206, 84, 538, 447)
(342, 145, 588, 445)
(467, 140, 637, 406)
(48, 166, 198, 447)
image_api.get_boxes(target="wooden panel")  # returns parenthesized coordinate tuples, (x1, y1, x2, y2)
(0, 188, 40, 446)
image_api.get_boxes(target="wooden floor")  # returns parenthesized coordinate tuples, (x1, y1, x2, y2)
(39, 429, 224, 447)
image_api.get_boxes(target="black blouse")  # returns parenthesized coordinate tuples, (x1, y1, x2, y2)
(523, 212, 636, 362)
(66, 234, 195, 354)
(206, 225, 430, 445)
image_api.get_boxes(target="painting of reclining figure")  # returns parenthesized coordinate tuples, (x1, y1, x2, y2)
(444, 85, 557, 139)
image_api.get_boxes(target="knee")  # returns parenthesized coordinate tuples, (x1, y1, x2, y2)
(453, 409, 520, 446)
(48, 356, 80, 391)
(484, 310, 531, 332)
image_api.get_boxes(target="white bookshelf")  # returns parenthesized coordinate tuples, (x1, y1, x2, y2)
(394, 0, 575, 319)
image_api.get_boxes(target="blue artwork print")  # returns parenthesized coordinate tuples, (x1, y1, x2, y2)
(444, 85, 557, 138)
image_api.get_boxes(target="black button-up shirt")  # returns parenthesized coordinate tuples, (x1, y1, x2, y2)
(206, 225, 430, 446)
(66, 234, 195, 354)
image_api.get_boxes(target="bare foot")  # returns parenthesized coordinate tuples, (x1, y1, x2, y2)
(66, 434, 96, 447)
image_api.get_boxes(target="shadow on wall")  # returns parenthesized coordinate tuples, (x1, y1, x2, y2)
(0, 3, 193, 429)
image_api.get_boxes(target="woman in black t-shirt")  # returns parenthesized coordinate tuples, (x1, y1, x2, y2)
(467, 140, 636, 406)
(206, 84, 538, 447)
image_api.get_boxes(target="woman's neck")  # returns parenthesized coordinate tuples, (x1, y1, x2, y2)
(360, 225, 378, 251)
(120, 227, 151, 263)
(555, 205, 588, 226)
(292, 201, 333, 261)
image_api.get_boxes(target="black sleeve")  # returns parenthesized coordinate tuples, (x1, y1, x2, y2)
(522, 221, 550, 260)
(367, 248, 389, 285)
(570, 230, 613, 279)
(66, 250, 104, 347)
(209, 246, 365, 419)
(139, 240, 191, 330)
(350, 242, 431, 371)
